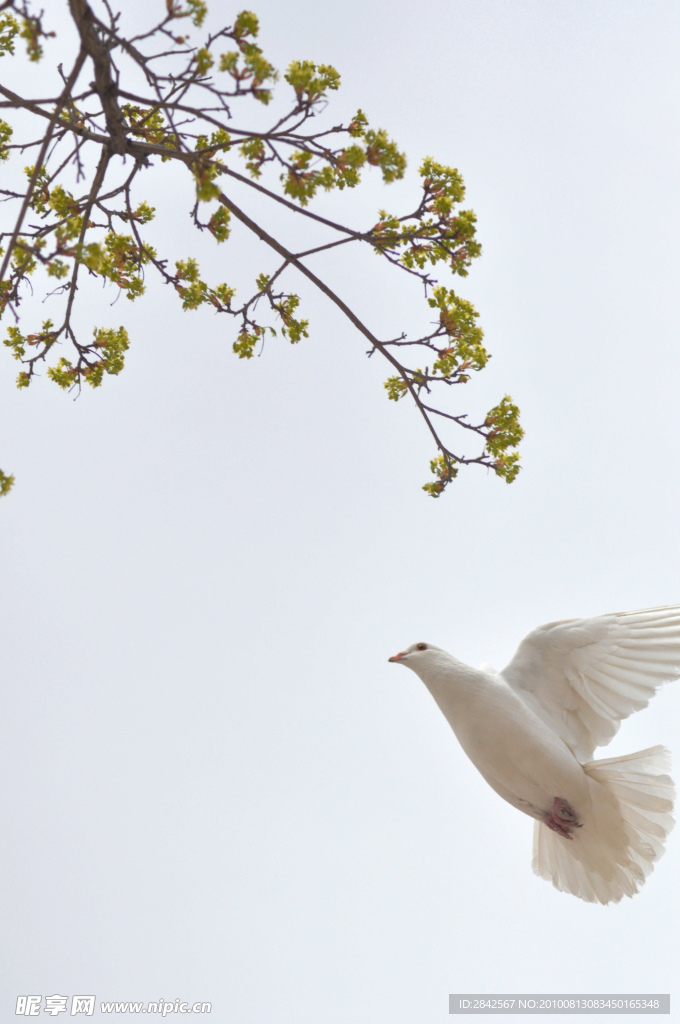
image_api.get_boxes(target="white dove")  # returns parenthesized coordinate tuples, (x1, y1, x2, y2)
(389, 604, 678, 904)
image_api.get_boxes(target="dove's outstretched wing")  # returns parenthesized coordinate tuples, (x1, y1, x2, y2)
(500, 605, 680, 762)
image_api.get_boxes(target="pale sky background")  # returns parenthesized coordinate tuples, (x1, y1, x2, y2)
(2, 0, 680, 1020)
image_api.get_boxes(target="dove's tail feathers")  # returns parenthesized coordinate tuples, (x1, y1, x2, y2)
(532, 745, 675, 904)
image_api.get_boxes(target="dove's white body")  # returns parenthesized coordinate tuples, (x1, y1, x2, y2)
(391, 605, 679, 903)
(420, 652, 589, 822)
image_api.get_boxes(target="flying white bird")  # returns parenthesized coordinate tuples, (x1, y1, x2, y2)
(389, 605, 678, 904)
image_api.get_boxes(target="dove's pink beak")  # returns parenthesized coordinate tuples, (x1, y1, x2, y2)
(388, 652, 405, 662)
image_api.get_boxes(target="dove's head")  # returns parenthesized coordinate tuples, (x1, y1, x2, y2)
(388, 643, 464, 690)
(388, 642, 446, 674)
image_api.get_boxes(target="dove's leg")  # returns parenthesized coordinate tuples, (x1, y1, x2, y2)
(544, 798, 583, 839)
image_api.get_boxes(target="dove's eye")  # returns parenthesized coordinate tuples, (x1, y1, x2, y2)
(416, 643, 427, 651)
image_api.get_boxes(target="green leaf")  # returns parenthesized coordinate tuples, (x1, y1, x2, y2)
(422, 454, 458, 497)
(171, 0, 207, 28)
(233, 10, 260, 37)
(208, 205, 231, 242)
(0, 468, 14, 496)
(0, 12, 19, 57)
(285, 60, 341, 105)
(428, 287, 488, 373)
(363, 129, 406, 183)
(384, 375, 408, 401)
(0, 118, 12, 160)
(233, 326, 263, 359)
(47, 357, 77, 390)
(348, 109, 368, 138)
(195, 46, 214, 74)
(484, 395, 524, 481)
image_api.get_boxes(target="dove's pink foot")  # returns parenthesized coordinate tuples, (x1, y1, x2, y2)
(544, 797, 582, 840)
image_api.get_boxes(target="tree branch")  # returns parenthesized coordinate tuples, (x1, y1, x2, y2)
(0, 48, 87, 286)
(217, 190, 459, 460)
(68, 0, 128, 154)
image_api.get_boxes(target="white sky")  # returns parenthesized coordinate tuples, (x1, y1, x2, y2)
(1, 1, 680, 1020)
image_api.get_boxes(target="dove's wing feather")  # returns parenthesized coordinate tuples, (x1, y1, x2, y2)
(500, 605, 680, 761)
